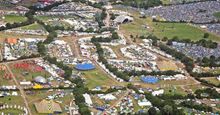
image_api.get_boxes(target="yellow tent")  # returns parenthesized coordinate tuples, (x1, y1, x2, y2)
(33, 84, 43, 89)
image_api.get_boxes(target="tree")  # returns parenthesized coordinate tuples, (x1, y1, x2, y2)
(112, 32, 119, 39)
(162, 105, 173, 115)
(133, 38, 136, 42)
(130, 34, 134, 38)
(162, 37, 168, 41)
(110, 13, 116, 20)
(204, 33, 209, 38)
(148, 107, 157, 115)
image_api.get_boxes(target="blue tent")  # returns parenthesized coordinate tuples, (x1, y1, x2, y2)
(75, 63, 95, 71)
(141, 76, 159, 84)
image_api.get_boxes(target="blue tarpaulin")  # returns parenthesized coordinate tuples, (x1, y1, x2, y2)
(75, 63, 95, 71)
(141, 76, 159, 84)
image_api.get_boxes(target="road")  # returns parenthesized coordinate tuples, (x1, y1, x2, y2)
(104, 9, 111, 27)
(4, 64, 32, 115)
(69, 98, 75, 115)
(72, 36, 81, 58)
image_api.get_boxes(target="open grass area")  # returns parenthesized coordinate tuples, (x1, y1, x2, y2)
(201, 77, 220, 86)
(151, 22, 220, 41)
(20, 23, 45, 31)
(164, 86, 187, 96)
(208, 68, 220, 74)
(214, 12, 220, 19)
(183, 84, 207, 92)
(158, 78, 196, 86)
(118, 8, 220, 42)
(48, 20, 72, 28)
(0, 109, 25, 114)
(0, 94, 25, 106)
(161, 0, 171, 4)
(120, 17, 151, 38)
(2, 15, 27, 23)
(157, 60, 178, 71)
(81, 68, 121, 89)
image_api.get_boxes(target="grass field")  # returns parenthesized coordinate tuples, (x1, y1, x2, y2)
(161, 0, 171, 4)
(151, 22, 220, 41)
(118, 8, 220, 42)
(164, 86, 187, 95)
(157, 60, 178, 71)
(183, 84, 207, 92)
(82, 69, 121, 89)
(0, 94, 25, 106)
(2, 15, 27, 23)
(214, 12, 220, 19)
(0, 109, 25, 114)
(201, 77, 220, 86)
(20, 23, 46, 31)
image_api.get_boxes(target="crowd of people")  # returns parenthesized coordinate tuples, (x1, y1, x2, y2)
(198, 24, 220, 35)
(144, 1, 220, 23)
(171, 41, 220, 59)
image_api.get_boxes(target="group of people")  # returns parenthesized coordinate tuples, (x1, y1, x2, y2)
(145, 1, 220, 23)
(200, 24, 220, 35)
(171, 41, 220, 59)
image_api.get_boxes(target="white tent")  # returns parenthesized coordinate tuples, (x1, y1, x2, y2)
(98, 94, 116, 101)
(83, 93, 93, 107)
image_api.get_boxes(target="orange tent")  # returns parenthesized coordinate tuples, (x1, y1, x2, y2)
(6, 38, 17, 44)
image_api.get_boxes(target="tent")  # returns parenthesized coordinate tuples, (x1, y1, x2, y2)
(141, 76, 159, 84)
(75, 63, 95, 71)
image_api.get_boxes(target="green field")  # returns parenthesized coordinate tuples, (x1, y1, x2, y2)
(164, 86, 187, 96)
(0, 95, 25, 106)
(82, 69, 121, 89)
(214, 12, 220, 19)
(0, 109, 25, 114)
(202, 77, 220, 86)
(20, 23, 46, 31)
(151, 22, 220, 41)
(120, 11, 220, 42)
(2, 15, 27, 23)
